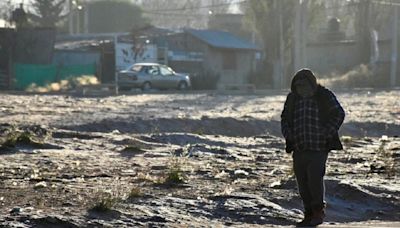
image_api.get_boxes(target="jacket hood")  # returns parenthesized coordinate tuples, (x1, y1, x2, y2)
(290, 68, 318, 94)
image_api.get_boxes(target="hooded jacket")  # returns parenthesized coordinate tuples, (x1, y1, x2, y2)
(281, 69, 345, 153)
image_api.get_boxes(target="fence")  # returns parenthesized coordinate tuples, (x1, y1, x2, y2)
(14, 63, 96, 90)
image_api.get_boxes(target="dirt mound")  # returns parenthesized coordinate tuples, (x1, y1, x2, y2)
(325, 179, 400, 222)
(60, 117, 282, 137)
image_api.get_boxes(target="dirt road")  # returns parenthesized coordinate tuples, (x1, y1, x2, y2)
(0, 89, 398, 227)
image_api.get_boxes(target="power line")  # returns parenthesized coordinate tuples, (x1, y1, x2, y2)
(143, 11, 211, 17)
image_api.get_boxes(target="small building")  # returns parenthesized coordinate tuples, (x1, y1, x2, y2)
(208, 14, 253, 42)
(55, 30, 170, 83)
(0, 28, 14, 89)
(164, 29, 259, 88)
(0, 27, 56, 89)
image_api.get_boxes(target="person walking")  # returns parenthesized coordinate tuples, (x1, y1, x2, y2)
(281, 69, 345, 227)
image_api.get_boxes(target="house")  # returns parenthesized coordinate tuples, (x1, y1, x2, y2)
(55, 29, 171, 83)
(0, 28, 14, 89)
(208, 14, 253, 43)
(0, 27, 56, 89)
(54, 28, 259, 89)
(164, 29, 259, 88)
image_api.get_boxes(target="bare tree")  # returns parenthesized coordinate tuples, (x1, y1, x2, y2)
(140, 0, 209, 29)
(29, 0, 68, 28)
(242, 0, 326, 87)
(0, 1, 13, 24)
(87, 0, 148, 33)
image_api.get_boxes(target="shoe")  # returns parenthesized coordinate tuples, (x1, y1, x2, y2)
(296, 210, 313, 227)
(308, 208, 325, 226)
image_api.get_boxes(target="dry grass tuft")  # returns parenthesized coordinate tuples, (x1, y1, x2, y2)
(90, 192, 120, 212)
(373, 138, 398, 178)
(319, 64, 392, 88)
(163, 157, 187, 186)
(26, 75, 99, 93)
(0, 128, 44, 148)
(128, 187, 143, 199)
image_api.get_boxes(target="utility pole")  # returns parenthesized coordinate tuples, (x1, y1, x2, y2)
(294, 0, 301, 71)
(390, 5, 398, 87)
(294, 0, 308, 71)
(84, 4, 89, 33)
(76, 9, 80, 34)
(301, 0, 308, 68)
(278, 0, 285, 88)
(272, 0, 280, 89)
(356, 0, 371, 63)
(68, 0, 73, 34)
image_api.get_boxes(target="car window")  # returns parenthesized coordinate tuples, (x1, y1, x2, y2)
(141, 66, 148, 75)
(160, 66, 174, 76)
(167, 67, 176, 74)
(147, 66, 160, 75)
(130, 65, 142, 72)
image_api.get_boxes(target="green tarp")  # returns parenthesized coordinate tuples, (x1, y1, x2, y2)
(14, 63, 96, 89)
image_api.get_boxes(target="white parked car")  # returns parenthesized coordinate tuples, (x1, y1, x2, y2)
(117, 63, 191, 91)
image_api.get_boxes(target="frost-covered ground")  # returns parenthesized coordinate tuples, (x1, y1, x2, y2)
(0, 89, 398, 227)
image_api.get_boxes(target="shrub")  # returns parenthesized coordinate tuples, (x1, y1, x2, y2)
(121, 145, 145, 153)
(90, 192, 119, 212)
(247, 60, 273, 89)
(163, 157, 186, 185)
(26, 75, 99, 92)
(247, 69, 273, 89)
(1, 129, 43, 148)
(319, 64, 391, 88)
(191, 70, 220, 90)
(128, 187, 143, 199)
(377, 140, 397, 178)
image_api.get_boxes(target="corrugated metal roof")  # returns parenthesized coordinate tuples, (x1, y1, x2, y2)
(186, 29, 258, 50)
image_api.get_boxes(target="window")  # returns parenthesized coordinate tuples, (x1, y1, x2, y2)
(131, 65, 142, 72)
(160, 66, 174, 76)
(222, 50, 236, 70)
(147, 66, 160, 75)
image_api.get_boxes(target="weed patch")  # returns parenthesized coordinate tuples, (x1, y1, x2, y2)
(121, 145, 146, 154)
(128, 187, 143, 199)
(1, 129, 44, 148)
(373, 139, 398, 178)
(162, 157, 187, 186)
(90, 192, 120, 212)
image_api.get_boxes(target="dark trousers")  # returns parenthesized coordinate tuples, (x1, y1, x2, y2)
(292, 151, 328, 212)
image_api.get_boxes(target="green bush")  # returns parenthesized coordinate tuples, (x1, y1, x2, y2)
(163, 157, 186, 186)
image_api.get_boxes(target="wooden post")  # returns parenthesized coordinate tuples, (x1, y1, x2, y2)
(8, 31, 14, 90)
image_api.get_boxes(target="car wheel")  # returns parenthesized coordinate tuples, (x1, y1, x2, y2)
(142, 82, 152, 91)
(178, 81, 188, 90)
